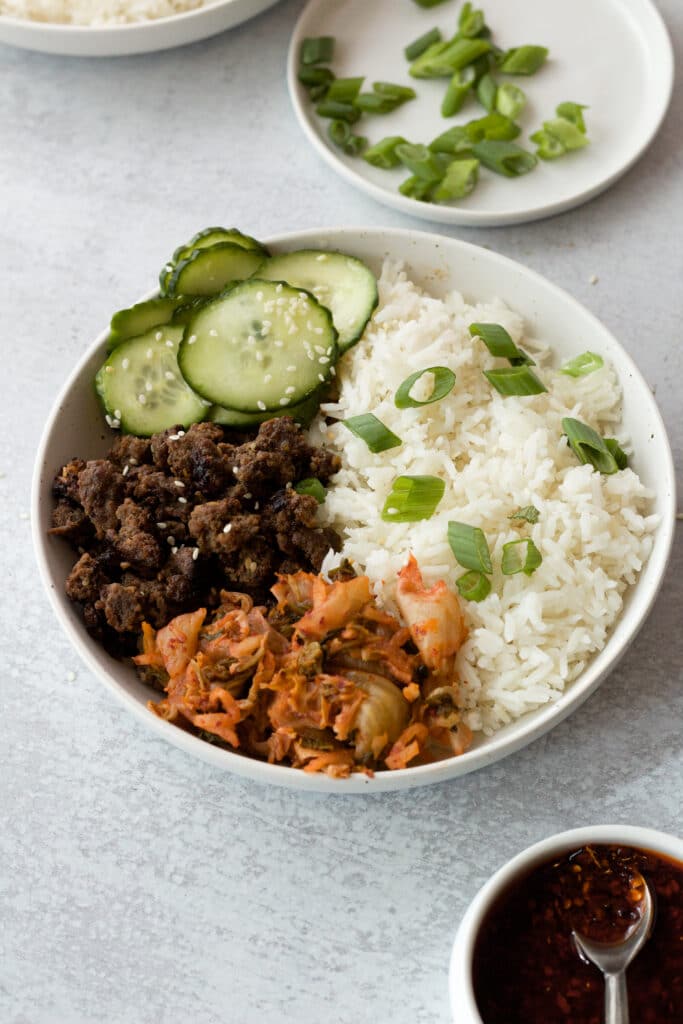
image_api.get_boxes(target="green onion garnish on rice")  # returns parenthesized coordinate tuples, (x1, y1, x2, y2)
(562, 417, 627, 474)
(301, 36, 335, 66)
(382, 476, 445, 522)
(469, 322, 534, 365)
(560, 352, 604, 377)
(484, 365, 547, 396)
(456, 570, 491, 602)
(447, 522, 493, 574)
(294, 478, 327, 504)
(394, 366, 456, 408)
(343, 413, 402, 453)
(509, 505, 540, 524)
(404, 27, 443, 63)
(501, 538, 543, 576)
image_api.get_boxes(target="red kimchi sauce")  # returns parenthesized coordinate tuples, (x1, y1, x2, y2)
(472, 844, 683, 1024)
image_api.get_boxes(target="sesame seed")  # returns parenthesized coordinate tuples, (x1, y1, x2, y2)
(318, 373, 325, 382)
(209, 329, 218, 337)
(326, 346, 333, 355)
(167, 536, 176, 545)
(285, 386, 295, 395)
(299, 292, 309, 300)
(589, 274, 599, 285)
(223, 523, 232, 533)
(256, 291, 264, 301)
(314, 327, 324, 335)
(155, 331, 163, 341)
(105, 365, 113, 374)
(178, 430, 185, 437)
(192, 547, 199, 560)
(387, 507, 398, 516)
(286, 365, 296, 372)
(254, 502, 259, 510)
(122, 464, 129, 476)
(157, 522, 167, 528)
(257, 400, 266, 411)
(188, 335, 197, 345)
(114, 409, 121, 419)
(318, 356, 330, 364)
(306, 351, 315, 361)
(330, 366, 336, 377)
(145, 381, 153, 392)
(146, 348, 153, 358)
(174, 480, 184, 488)
(178, 496, 188, 504)
(232, 466, 239, 474)
(244, 492, 252, 500)
(316, 254, 327, 261)
(138, 394, 147, 405)
(66, 670, 76, 682)
(105, 414, 114, 427)
(168, 434, 180, 441)
(255, 351, 264, 362)
(164, 370, 175, 381)
(275, 283, 283, 293)
(274, 340, 283, 348)
(165, 340, 174, 348)
(122, 358, 130, 370)
(247, 335, 256, 346)
(171, 546, 178, 555)
(112, 419, 120, 429)
(264, 374, 272, 383)
(279, 397, 291, 406)
(314, 345, 325, 355)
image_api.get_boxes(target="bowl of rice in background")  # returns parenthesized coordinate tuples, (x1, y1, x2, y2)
(32, 226, 676, 792)
(0, 0, 282, 56)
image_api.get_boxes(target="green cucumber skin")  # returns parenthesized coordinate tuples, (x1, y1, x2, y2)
(108, 296, 189, 351)
(159, 228, 268, 297)
(178, 280, 338, 413)
(209, 389, 322, 429)
(167, 243, 264, 298)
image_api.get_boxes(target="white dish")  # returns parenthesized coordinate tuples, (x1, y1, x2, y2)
(0, 0, 281, 57)
(288, 0, 674, 226)
(32, 226, 675, 793)
(449, 824, 683, 1023)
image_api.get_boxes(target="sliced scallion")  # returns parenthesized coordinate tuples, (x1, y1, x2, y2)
(456, 570, 491, 602)
(465, 112, 520, 141)
(327, 120, 367, 156)
(294, 478, 326, 504)
(301, 36, 335, 66)
(411, 0, 451, 7)
(458, 3, 486, 39)
(394, 366, 456, 408)
(315, 99, 361, 123)
(298, 66, 334, 88)
(542, 116, 589, 152)
(530, 129, 566, 160)
(560, 351, 604, 377)
(404, 27, 443, 63)
(498, 45, 549, 75)
(496, 82, 526, 120)
(429, 125, 472, 155)
(469, 322, 534, 365)
(343, 413, 402, 453)
(326, 76, 364, 103)
(556, 101, 588, 133)
(433, 158, 479, 201)
(410, 37, 491, 79)
(472, 139, 537, 177)
(442, 67, 476, 117)
(501, 538, 543, 576)
(508, 505, 540, 524)
(399, 175, 435, 201)
(396, 143, 448, 181)
(476, 72, 497, 112)
(484, 365, 547, 395)
(374, 81, 417, 102)
(447, 521, 493, 574)
(363, 135, 408, 169)
(562, 417, 622, 474)
(604, 438, 629, 471)
(382, 476, 445, 523)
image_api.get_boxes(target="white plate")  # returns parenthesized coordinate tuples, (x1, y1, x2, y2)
(32, 226, 675, 793)
(288, 0, 674, 226)
(0, 0, 281, 57)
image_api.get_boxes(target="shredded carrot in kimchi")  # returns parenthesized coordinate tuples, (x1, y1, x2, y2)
(135, 561, 471, 778)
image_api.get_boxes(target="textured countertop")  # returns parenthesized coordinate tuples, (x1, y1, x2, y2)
(1, 2, 681, 1021)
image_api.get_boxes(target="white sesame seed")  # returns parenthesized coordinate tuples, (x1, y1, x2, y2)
(171, 546, 178, 555)
(209, 329, 218, 337)
(285, 386, 295, 395)
(168, 434, 180, 441)
(306, 351, 315, 361)
(275, 283, 283, 293)
(105, 414, 114, 427)
(299, 292, 309, 300)
(223, 523, 232, 533)
(314, 345, 325, 355)
(146, 348, 153, 358)
(165, 340, 174, 348)
(318, 356, 330, 364)
(318, 373, 325, 383)
(122, 464, 129, 476)
(167, 535, 176, 545)
(105, 365, 113, 374)
(192, 547, 199, 560)
(66, 670, 76, 682)
(264, 373, 273, 383)
(325, 346, 333, 355)
(157, 522, 167, 529)
(145, 381, 153, 392)
(274, 340, 283, 348)
(138, 394, 147, 405)
(114, 409, 121, 419)
(387, 507, 398, 516)
(178, 496, 188, 504)
(247, 335, 256, 346)
(155, 331, 163, 341)
(177, 430, 185, 437)
(232, 466, 239, 474)
(122, 358, 130, 370)
(316, 254, 327, 261)
(174, 480, 184, 488)
(188, 334, 197, 345)
(589, 274, 599, 285)
(164, 370, 175, 381)
(112, 419, 120, 429)
(129, 458, 138, 466)
(254, 502, 259, 510)
(256, 291, 263, 301)
(286, 365, 296, 372)
(244, 492, 252, 500)
(255, 351, 264, 362)
(279, 397, 291, 406)
(257, 400, 266, 411)
(330, 366, 336, 377)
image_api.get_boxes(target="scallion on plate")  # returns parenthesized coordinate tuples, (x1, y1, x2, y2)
(404, 27, 443, 63)
(497, 45, 548, 75)
(301, 36, 335, 66)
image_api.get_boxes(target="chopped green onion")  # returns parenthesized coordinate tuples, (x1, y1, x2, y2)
(394, 366, 456, 408)
(498, 45, 549, 75)
(301, 36, 335, 66)
(542, 116, 589, 152)
(476, 72, 497, 112)
(465, 112, 520, 141)
(404, 27, 443, 62)
(496, 82, 526, 119)
(355, 87, 415, 114)
(411, 0, 451, 7)
(315, 99, 361, 123)
(562, 417, 622, 474)
(344, 133, 368, 156)
(501, 538, 543, 576)
(469, 322, 534, 365)
(556, 101, 588, 133)
(399, 175, 435, 201)
(294, 478, 326, 504)
(429, 125, 472, 155)
(395, 142, 448, 181)
(509, 505, 540, 524)
(530, 129, 566, 160)
(343, 413, 402, 453)
(471, 139, 537, 176)
(484, 365, 547, 395)
(458, 3, 486, 39)
(327, 120, 366, 155)
(441, 67, 476, 117)
(456, 570, 491, 602)
(373, 81, 417, 101)
(447, 521, 493, 574)
(363, 135, 408, 169)
(560, 351, 604, 377)
(298, 66, 335, 88)
(410, 37, 491, 79)
(604, 439, 629, 471)
(326, 76, 364, 103)
(433, 158, 479, 201)
(382, 476, 445, 523)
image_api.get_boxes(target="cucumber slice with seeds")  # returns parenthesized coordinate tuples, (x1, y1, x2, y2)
(95, 326, 208, 436)
(254, 249, 378, 353)
(179, 280, 337, 413)
(166, 243, 264, 298)
(108, 296, 189, 351)
(209, 389, 322, 429)
(160, 228, 268, 295)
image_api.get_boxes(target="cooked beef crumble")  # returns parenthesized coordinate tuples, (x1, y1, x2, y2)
(50, 418, 341, 656)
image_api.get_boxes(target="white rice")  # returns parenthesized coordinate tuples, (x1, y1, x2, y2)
(310, 260, 658, 736)
(0, 0, 204, 24)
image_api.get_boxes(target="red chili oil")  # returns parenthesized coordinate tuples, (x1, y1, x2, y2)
(472, 844, 683, 1023)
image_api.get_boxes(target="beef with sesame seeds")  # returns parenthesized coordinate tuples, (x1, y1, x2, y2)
(50, 417, 341, 658)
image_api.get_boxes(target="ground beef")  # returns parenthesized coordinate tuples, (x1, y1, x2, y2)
(50, 418, 341, 657)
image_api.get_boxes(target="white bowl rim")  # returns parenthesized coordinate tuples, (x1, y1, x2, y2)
(31, 225, 677, 794)
(449, 823, 683, 1024)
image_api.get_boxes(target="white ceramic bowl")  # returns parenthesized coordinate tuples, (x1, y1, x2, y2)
(32, 226, 676, 793)
(0, 0, 281, 57)
(449, 824, 683, 1023)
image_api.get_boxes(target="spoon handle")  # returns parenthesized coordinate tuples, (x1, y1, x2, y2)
(605, 971, 629, 1024)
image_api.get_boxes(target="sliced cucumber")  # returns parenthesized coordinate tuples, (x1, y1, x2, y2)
(108, 296, 188, 351)
(171, 295, 211, 326)
(254, 249, 378, 353)
(95, 326, 208, 436)
(179, 280, 337, 413)
(209, 389, 322, 429)
(160, 227, 268, 295)
(166, 243, 264, 298)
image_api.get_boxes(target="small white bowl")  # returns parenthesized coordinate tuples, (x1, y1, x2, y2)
(0, 0, 281, 57)
(449, 824, 683, 1024)
(32, 226, 676, 793)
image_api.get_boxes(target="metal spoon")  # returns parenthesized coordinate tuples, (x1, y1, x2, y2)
(572, 875, 654, 1024)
